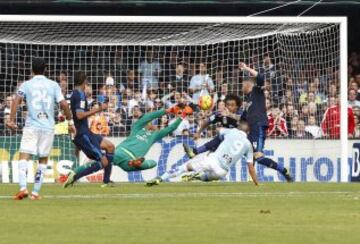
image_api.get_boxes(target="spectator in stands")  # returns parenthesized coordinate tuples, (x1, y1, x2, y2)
(127, 91, 143, 116)
(288, 116, 299, 138)
(308, 102, 317, 115)
(139, 49, 161, 90)
(348, 88, 360, 107)
(295, 120, 309, 138)
(162, 91, 193, 109)
(188, 113, 197, 136)
(2, 95, 13, 115)
(120, 69, 139, 92)
(267, 107, 288, 138)
(328, 82, 338, 98)
(214, 69, 225, 88)
(89, 103, 110, 136)
(305, 115, 322, 139)
(321, 99, 355, 139)
(215, 83, 229, 102)
(353, 116, 360, 138)
(312, 78, 327, 101)
(99, 76, 122, 109)
(300, 104, 309, 123)
(114, 48, 127, 78)
(189, 62, 214, 105)
(153, 98, 164, 111)
(109, 108, 127, 136)
(352, 105, 360, 118)
(170, 64, 188, 92)
(58, 70, 71, 99)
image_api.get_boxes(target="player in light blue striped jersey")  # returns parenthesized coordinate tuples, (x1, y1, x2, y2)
(147, 121, 258, 186)
(7, 58, 76, 200)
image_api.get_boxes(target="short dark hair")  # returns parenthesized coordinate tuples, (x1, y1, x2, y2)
(74, 71, 87, 86)
(224, 94, 241, 107)
(32, 58, 46, 75)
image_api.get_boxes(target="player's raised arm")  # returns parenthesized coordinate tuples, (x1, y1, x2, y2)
(239, 62, 264, 87)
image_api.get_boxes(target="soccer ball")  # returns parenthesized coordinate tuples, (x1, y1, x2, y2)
(198, 95, 213, 111)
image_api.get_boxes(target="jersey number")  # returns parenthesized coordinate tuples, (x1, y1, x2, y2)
(31, 90, 52, 110)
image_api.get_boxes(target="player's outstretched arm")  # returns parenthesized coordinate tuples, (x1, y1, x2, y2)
(154, 118, 182, 140)
(59, 100, 76, 135)
(247, 162, 259, 186)
(132, 109, 167, 133)
(6, 95, 22, 130)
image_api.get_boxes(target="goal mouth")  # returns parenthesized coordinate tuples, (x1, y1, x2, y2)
(0, 15, 348, 182)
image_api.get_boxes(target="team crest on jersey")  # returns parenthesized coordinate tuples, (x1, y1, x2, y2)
(80, 101, 85, 109)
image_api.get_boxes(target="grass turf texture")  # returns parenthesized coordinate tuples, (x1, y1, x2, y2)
(0, 183, 359, 244)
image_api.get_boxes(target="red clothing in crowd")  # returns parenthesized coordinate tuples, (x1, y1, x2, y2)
(267, 113, 288, 137)
(321, 105, 355, 139)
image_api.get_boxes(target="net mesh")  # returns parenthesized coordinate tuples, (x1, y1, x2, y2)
(0, 20, 341, 182)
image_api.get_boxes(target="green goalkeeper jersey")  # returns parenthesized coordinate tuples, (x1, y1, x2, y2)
(115, 109, 182, 160)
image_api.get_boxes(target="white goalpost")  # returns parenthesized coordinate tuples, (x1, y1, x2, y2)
(0, 15, 348, 183)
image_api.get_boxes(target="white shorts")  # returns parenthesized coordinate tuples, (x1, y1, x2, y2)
(188, 155, 228, 180)
(19, 127, 55, 157)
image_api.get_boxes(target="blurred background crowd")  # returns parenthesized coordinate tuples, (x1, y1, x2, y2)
(0, 45, 357, 139)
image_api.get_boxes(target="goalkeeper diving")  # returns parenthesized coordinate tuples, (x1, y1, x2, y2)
(64, 102, 192, 187)
(146, 121, 258, 186)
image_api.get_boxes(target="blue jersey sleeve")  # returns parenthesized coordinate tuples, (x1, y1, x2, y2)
(256, 73, 265, 87)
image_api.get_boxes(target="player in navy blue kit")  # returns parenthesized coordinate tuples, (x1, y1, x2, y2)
(66, 71, 115, 187)
(184, 64, 292, 182)
(239, 62, 292, 182)
(183, 94, 242, 157)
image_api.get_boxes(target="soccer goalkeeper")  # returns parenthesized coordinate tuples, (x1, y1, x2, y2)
(63, 104, 192, 187)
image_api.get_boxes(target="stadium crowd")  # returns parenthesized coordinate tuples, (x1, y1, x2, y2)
(0, 48, 358, 139)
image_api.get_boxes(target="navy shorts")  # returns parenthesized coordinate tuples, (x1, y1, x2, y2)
(73, 132, 104, 161)
(248, 125, 267, 153)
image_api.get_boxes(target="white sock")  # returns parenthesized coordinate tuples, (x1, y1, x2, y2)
(32, 164, 47, 195)
(161, 165, 189, 181)
(18, 160, 28, 191)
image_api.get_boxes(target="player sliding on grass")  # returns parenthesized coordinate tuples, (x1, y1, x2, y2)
(183, 62, 293, 182)
(63, 104, 192, 187)
(146, 121, 258, 186)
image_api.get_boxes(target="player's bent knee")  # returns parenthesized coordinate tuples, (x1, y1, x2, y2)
(102, 139, 115, 153)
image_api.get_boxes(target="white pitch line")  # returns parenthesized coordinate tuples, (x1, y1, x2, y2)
(0, 192, 359, 200)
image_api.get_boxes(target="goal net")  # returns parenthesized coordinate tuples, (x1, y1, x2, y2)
(0, 16, 347, 183)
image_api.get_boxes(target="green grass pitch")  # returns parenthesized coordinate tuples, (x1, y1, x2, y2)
(0, 182, 359, 244)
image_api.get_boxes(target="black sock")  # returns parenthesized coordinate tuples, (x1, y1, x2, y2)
(103, 164, 113, 183)
(74, 162, 102, 181)
(257, 157, 285, 173)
